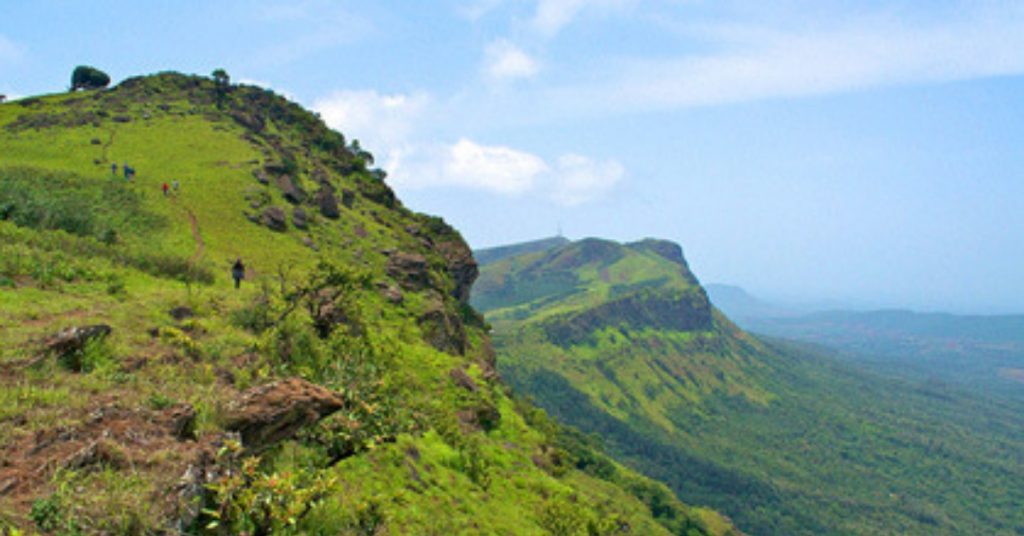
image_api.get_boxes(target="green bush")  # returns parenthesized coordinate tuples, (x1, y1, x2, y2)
(30, 496, 62, 532)
(71, 65, 111, 91)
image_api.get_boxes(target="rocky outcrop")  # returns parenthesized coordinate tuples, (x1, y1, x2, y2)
(261, 206, 287, 232)
(292, 207, 308, 229)
(437, 240, 478, 304)
(542, 287, 713, 347)
(276, 175, 306, 204)
(387, 251, 430, 291)
(168, 306, 194, 321)
(418, 296, 467, 355)
(41, 325, 112, 370)
(315, 187, 340, 219)
(222, 378, 345, 452)
(449, 367, 479, 393)
(340, 189, 355, 209)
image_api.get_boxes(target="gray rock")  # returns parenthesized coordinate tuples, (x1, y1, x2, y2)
(292, 207, 308, 229)
(262, 206, 287, 232)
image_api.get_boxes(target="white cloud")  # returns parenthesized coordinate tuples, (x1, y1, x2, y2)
(458, 0, 505, 21)
(313, 90, 430, 155)
(545, 7, 1024, 113)
(532, 0, 587, 36)
(484, 39, 540, 79)
(549, 153, 624, 206)
(446, 139, 548, 194)
(531, 0, 633, 37)
(388, 140, 623, 205)
(313, 89, 623, 205)
(388, 139, 545, 195)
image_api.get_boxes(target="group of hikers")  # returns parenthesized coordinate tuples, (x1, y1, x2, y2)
(111, 161, 180, 197)
(108, 160, 247, 288)
(112, 161, 136, 180)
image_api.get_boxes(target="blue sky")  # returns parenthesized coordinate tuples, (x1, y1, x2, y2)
(3, 0, 1023, 313)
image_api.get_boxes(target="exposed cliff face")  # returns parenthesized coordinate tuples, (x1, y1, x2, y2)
(542, 287, 713, 347)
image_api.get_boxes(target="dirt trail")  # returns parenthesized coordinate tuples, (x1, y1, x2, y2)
(101, 128, 116, 163)
(186, 210, 205, 265)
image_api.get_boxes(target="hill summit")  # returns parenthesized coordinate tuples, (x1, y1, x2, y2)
(0, 72, 738, 534)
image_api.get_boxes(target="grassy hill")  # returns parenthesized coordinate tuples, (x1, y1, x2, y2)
(474, 238, 1024, 535)
(0, 72, 739, 535)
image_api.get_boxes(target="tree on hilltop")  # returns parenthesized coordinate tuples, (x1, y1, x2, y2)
(212, 68, 230, 107)
(70, 65, 111, 91)
(211, 68, 230, 87)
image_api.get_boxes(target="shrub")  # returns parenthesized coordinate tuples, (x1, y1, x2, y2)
(30, 496, 62, 532)
(202, 454, 336, 535)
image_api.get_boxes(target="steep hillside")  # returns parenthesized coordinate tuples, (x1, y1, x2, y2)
(0, 73, 738, 535)
(475, 238, 1024, 535)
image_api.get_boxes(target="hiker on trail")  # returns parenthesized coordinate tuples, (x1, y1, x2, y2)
(123, 163, 130, 180)
(231, 258, 245, 289)
(162, 182, 169, 197)
(111, 163, 117, 176)
(172, 180, 180, 193)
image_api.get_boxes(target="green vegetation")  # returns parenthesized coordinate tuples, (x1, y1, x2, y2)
(475, 238, 1024, 535)
(740, 309, 1024, 399)
(70, 65, 111, 91)
(0, 72, 736, 534)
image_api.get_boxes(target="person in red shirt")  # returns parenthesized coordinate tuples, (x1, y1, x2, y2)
(162, 182, 169, 196)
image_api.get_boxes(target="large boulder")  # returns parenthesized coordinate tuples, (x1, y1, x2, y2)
(222, 378, 345, 452)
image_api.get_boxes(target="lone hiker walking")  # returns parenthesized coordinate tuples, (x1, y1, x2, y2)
(231, 258, 245, 289)
(162, 182, 170, 196)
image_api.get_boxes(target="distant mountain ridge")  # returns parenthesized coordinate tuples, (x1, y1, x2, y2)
(473, 235, 570, 265)
(475, 237, 1024, 535)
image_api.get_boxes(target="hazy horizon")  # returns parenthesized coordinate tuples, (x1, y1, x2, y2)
(4, 1, 1022, 314)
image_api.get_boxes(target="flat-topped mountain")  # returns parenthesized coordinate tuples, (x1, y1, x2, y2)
(475, 237, 1024, 535)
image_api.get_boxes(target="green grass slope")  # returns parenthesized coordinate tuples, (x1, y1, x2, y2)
(474, 238, 1024, 535)
(0, 73, 738, 535)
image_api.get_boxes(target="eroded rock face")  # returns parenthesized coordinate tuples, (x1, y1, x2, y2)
(541, 287, 713, 347)
(437, 240, 478, 304)
(387, 251, 430, 291)
(222, 378, 344, 452)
